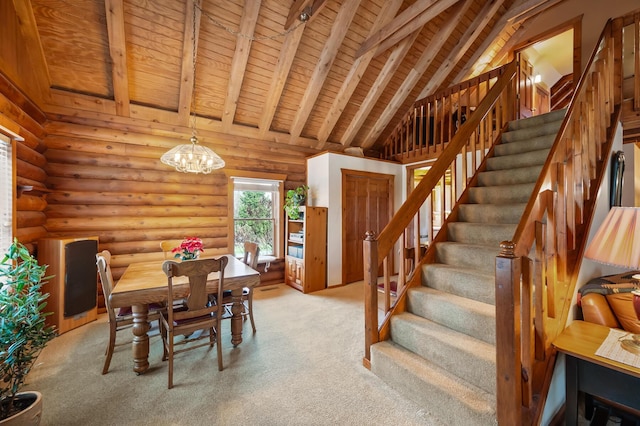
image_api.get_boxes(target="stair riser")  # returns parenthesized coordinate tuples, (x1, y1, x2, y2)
(485, 149, 549, 171)
(458, 203, 525, 224)
(505, 109, 566, 132)
(423, 265, 495, 305)
(501, 122, 562, 143)
(407, 287, 496, 345)
(371, 342, 497, 425)
(446, 223, 516, 245)
(494, 133, 556, 156)
(390, 315, 496, 394)
(477, 165, 542, 186)
(467, 183, 534, 204)
(435, 242, 499, 273)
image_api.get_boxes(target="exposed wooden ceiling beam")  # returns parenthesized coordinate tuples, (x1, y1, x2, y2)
(289, 0, 362, 141)
(340, 31, 420, 147)
(221, 0, 261, 132)
(12, 0, 51, 104)
(104, 0, 130, 117)
(316, 0, 403, 144)
(177, 0, 201, 125)
(355, 0, 440, 59)
(360, 0, 475, 148)
(285, 0, 327, 30)
(258, 24, 305, 138)
(370, 0, 461, 59)
(503, 0, 563, 23)
(44, 89, 345, 153)
(417, 0, 506, 100)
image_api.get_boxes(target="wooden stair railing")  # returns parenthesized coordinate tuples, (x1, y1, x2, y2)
(495, 15, 629, 424)
(364, 11, 639, 424)
(382, 65, 510, 164)
(363, 59, 519, 365)
(550, 73, 574, 111)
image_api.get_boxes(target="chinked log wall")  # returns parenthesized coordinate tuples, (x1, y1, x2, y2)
(42, 120, 303, 286)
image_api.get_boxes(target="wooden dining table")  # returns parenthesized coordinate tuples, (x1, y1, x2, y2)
(109, 254, 260, 374)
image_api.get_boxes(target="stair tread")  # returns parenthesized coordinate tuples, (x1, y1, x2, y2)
(506, 109, 566, 131)
(393, 312, 496, 358)
(408, 287, 496, 345)
(409, 286, 495, 315)
(485, 148, 550, 170)
(391, 312, 496, 394)
(371, 340, 497, 424)
(425, 263, 494, 277)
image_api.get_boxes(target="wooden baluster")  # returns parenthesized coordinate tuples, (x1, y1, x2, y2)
(382, 256, 390, 314)
(363, 231, 378, 365)
(521, 255, 533, 409)
(534, 219, 547, 360)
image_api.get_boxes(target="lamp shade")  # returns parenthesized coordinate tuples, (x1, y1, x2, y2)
(584, 207, 640, 269)
(160, 136, 225, 174)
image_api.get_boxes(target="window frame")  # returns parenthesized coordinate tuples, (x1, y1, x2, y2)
(0, 126, 22, 253)
(225, 170, 286, 259)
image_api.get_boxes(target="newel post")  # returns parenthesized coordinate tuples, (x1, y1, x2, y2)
(363, 231, 379, 366)
(495, 241, 522, 425)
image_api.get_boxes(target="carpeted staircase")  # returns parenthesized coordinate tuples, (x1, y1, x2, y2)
(370, 109, 566, 425)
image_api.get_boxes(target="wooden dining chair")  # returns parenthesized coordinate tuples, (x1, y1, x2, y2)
(96, 250, 162, 374)
(160, 240, 184, 259)
(220, 241, 259, 332)
(159, 256, 228, 389)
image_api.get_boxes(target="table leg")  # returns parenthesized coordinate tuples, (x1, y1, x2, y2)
(230, 288, 244, 347)
(131, 304, 150, 374)
(565, 354, 578, 426)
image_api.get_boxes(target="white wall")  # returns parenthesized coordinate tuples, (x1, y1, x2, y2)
(307, 152, 404, 287)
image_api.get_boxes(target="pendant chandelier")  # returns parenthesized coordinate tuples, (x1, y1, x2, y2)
(161, 0, 224, 174)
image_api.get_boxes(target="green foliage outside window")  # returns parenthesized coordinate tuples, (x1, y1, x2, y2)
(234, 190, 274, 256)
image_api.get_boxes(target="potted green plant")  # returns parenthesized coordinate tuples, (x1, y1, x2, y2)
(284, 185, 308, 220)
(0, 239, 55, 424)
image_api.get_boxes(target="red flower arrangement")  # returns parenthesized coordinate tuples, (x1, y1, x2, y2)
(172, 237, 204, 261)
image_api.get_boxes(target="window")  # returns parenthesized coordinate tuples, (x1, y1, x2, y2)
(0, 133, 12, 253)
(231, 177, 283, 258)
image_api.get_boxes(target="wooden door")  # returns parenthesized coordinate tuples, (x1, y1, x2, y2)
(342, 170, 393, 284)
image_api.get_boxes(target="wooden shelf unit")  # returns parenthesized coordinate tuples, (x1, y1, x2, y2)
(285, 206, 327, 293)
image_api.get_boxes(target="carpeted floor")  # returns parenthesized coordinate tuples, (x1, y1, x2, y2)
(26, 282, 442, 425)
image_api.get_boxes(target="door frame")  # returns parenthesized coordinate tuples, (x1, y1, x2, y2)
(341, 169, 394, 285)
(512, 16, 582, 112)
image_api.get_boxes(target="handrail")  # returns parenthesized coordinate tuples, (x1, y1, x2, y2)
(363, 59, 519, 363)
(362, 8, 639, 425)
(495, 16, 625, 424)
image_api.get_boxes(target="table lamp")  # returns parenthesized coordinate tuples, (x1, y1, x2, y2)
(584, 206, 640, 354)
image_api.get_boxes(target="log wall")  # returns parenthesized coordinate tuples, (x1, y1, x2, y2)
(0, 73, 48, 253)
(42, 119, 307, 286)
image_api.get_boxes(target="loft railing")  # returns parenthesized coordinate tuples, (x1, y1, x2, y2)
(363, 59, 519, 364)
(383, 66, 509, 164)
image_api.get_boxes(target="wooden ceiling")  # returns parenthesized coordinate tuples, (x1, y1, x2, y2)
(19, 0, 563, 156)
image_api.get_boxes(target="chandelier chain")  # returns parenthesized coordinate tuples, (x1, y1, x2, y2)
(190, 0, 199, 138)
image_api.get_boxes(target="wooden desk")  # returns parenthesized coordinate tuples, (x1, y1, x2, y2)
(552, 321, 640, 425)
(110, 255, 260, 374)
